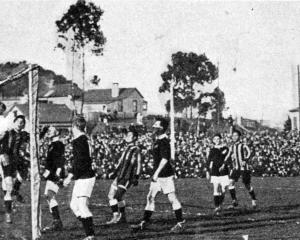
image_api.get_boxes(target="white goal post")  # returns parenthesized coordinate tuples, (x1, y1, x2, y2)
(0, 64, 41, 240)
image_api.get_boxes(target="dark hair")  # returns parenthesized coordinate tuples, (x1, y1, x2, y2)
(128, 125, 138, 140)
(156, 117, 169, 132)
(14, 115, 26, 123)
(0, 102, 6, 112)
(73, 115, 86, 132)
(233, 129, 241, 136)
(214, 133, 222, 138)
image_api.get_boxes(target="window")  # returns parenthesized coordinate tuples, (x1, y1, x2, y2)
(118, 101, 123, 112)
(143, 102, 147, 111)
(133, 100, 137, 112)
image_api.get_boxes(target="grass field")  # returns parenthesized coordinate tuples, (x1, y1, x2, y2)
(1, 177, 300, 240)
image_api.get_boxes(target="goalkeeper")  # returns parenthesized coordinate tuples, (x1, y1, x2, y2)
(41, 126, 65, 232)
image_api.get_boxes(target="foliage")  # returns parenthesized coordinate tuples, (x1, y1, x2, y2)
(56, 0, 106, 55)
(284, 116, 292, 132)
(159, 51, 218, 117)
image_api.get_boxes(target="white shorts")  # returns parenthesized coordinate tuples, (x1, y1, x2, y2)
(211, 175, 230, 188)
(72, 177, 96, 198)
(44, 180, 59, 195)
(150, 176, 175, 195)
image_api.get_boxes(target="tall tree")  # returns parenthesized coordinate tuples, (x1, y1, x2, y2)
(284, 116, 292, 132)
(159, 51, 218, 119)
(56, 0, 106, 114)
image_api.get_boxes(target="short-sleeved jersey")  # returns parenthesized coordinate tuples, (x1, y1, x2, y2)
(45, 140, 65, 181)
(207, 146, 229, 176)
(225, 142, 251, 170)
(152, 135, 174, 178)
(70, 134, 95, 180)
(116, 144, 140, 183)
(0, 129, 29, 164)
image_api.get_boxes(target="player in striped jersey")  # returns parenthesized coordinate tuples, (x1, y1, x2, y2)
(106, 125, 141, 224)
(221, 130, 257, 208)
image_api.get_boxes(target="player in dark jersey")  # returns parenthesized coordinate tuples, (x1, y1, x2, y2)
(42, 126, 65, 232)
(220, 130, 257, 208)
(106, 125, 141, 224)
(206, 133, 229, 215)
(63, 116, 96, 240)
(0, 115, 28, 223)
(131, 118, 185, 233)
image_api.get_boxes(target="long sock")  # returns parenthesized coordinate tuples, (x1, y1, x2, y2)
(214, 196, 220, 207)
(229, 188, 237, 200)
(13, 179, 21, 192)
(4, 200, 12, 213)
(249, 188, 256, 200)
(110, 204, 118, 213)
(81, 217, 94, 237)
(220, 194, 225, 205)
(119, 206, 125, 214)
(174, 208, 183, 222)
(51, 206, 61, 220)
(143, 210, 153, 222)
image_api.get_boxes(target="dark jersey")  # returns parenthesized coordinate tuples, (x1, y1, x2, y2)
(116, 144, 140, 184)
(207, 146, 229, 176)
(70, 135, 95, 180)
(152, 136, 174, 178)
(45, 140, 65, 181)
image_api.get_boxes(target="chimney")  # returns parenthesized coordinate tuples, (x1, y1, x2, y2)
(112, 83, 119, 98)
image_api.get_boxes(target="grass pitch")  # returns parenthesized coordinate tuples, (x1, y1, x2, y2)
(0, 177, 300, 240)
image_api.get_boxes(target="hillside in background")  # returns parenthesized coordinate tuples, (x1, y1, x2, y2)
(0, 61, 75, 97)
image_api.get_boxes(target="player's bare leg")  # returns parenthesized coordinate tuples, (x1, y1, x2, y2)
(228, 179, 238, 209)
(42, 190, 63, 232)
(3, 176, 13, 223)
(168, 192, 185, 232)
(131, 187, 157, 231)
(244, 183, 257, 208)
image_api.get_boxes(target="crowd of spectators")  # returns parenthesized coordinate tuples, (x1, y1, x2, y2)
(39, 129, 300, 179)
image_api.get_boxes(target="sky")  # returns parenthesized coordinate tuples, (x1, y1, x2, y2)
(0, 0, 299, 127)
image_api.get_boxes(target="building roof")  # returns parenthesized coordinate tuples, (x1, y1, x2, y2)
(42, 83, 82, 98)
(84, 88, 144, 104)
(10, 103, 73, 123)
(289, 107, 299, 113)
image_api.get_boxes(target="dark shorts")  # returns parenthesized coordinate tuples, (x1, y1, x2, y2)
(2, 164, 17, 178)
(229, 169, 251, 185)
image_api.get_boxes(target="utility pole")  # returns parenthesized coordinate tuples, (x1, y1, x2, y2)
(170, 77, 175, 160)
(297, 65, 300, 132)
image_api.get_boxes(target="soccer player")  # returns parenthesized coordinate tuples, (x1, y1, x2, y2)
(0, 115, 28, 223)
(221, 130, 257, 208)
(42, 126, 65, 232)
(131, 118, 185, 233)
(63, 116, 96, 240)
(206, 133, 229, 215)
(106, 125, 141, 224)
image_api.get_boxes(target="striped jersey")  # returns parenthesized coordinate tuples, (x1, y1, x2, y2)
(116, 144, 140, 183)
(225, 142, 251, 170)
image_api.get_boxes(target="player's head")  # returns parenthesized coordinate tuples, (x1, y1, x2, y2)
(14, 115, 26, 131)
(0, 102, 6, 115)
(47, 126, 60, 139)
(152, 117, 169, 136)
(125, 125, 138, 143)
(232, 129, 241, 142)
(72, 115, 86, 135)
(213, 133, 222, 145)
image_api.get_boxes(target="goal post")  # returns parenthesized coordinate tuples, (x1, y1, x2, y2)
(28, 64, 41, 240)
